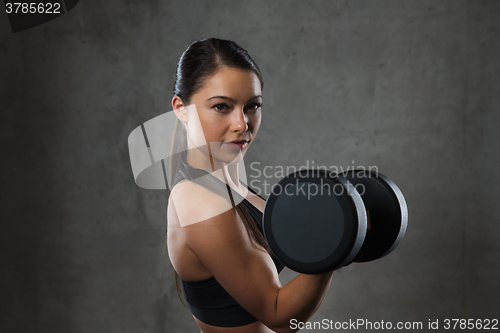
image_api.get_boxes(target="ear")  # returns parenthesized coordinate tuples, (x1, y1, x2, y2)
(172, 95, 188, 123)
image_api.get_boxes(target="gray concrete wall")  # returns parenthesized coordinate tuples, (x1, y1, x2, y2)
(1, 1, 499, 332)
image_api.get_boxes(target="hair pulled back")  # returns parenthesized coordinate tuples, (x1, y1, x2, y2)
(173, 38, 263, 103)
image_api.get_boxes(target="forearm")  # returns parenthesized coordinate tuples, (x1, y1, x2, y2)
(270, 271, 335, 332)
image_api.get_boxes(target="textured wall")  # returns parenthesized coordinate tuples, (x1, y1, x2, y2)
(1, 1, 499, 332)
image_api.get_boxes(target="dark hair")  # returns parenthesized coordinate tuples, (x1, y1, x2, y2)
(166, 38, 268, 303)
(173, 38, 263, 103)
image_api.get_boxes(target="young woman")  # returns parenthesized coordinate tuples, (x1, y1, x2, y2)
(167, 38, 334, 333)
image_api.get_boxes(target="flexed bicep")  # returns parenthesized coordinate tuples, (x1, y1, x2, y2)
(183, 201, 283, 329)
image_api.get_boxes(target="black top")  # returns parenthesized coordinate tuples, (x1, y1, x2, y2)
(173, 162, 285, 327)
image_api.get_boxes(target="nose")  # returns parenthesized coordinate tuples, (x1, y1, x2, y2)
(231, 108, 248, 133)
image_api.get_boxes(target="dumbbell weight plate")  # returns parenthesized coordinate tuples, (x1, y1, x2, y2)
(338, 170, 408, 263)
(263, 170, 367, 274)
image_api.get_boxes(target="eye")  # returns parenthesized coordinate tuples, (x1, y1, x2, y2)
(246, 102, 262, 112)
(213, 103, 230, 112)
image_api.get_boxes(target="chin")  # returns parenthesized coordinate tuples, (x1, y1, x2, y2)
(214, 149, 246, 165)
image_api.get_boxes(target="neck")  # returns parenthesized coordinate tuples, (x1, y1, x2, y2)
(186, 149, 243, 189)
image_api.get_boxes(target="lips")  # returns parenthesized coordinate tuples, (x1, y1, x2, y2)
(223, 140, 249, 150)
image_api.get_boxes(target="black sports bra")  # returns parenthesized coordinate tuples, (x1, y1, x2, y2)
(173, 162, 285, 327)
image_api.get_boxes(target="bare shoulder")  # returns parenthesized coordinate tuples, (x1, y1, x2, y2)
(168, 179, 236, 228)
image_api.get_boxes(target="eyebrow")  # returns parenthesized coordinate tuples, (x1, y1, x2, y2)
(207, 95, 262, 104)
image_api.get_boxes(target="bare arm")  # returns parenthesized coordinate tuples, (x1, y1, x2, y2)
(177, 187, 334, 333)
(273, 272, 334, 332)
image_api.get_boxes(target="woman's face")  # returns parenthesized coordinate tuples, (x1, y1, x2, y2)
(176, 66, 262, 167)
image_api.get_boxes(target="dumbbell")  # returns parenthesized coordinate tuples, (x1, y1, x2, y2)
(262, 169, 408, 274)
